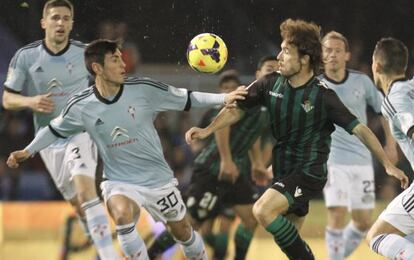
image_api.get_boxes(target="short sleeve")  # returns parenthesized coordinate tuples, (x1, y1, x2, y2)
(325, 88, 359, 134)
(144, 80, 189, 112)
(386, 91, 414, 137)
(364, 76, 383, 114)
(4, 51, 27, 93)
(49, 102, 85, 138)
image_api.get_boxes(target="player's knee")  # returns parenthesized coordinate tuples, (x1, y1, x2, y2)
(109, 204, 137, 225)
(253, 199, 272, 226)
(170, 219, 192, 241)
(354, 219, 371, 232)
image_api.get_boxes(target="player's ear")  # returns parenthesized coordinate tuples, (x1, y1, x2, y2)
(345, 51, 351, 62)
(91, 62, 103, 76)
(40, 18, 46, 30)
(301, 54, 310, 66)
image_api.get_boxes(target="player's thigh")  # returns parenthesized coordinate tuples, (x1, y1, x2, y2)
(101, 180, 141, 224)
(39, 146, 76, 200)
(65, 132, 98, 179)
(270, 173, 326, 218)
(367, 218, 406, 242)
(349, 165, 375, 210)
(142, 181, 187, 224)
(376, 184, 414, 236)
(323, 164, 351, 208)
(253, 188, 289, 226)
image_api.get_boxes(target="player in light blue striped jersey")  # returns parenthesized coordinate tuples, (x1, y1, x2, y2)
(7, 39, 247, 259)
(2, 1, 118, 259)
(319, 31, 395, 260)
(367, 38, 414, 260)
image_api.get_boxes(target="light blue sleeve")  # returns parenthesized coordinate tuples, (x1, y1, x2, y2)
(364, 76, 383, 113)
(4, 50, 27, 92)
(153, 84, 189, 112)
(387, 90, 414, 136)
(49, 102, 85, 138)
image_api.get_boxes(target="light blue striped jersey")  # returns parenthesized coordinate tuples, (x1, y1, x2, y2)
(318, 70, 383, 165)
(49, 77, 191, 188)
(381, 79, 414, 170)
(4, 40, 89, 132)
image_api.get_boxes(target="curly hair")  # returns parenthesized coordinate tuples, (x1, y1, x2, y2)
(280, 19, 322, 74)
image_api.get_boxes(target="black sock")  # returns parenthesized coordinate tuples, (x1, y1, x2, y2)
(148, 230, 176, 258)
(234, 224, 253, 260)
(265, 215, 314, 260)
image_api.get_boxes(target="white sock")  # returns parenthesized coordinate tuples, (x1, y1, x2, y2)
(370, 233, 414, 259)
(116, 223, 149, 260)
(325, 228, 345, 260)
(82, 198, 119, 260)
(176, 229, 207, 260)
(343, 221, 365, 257)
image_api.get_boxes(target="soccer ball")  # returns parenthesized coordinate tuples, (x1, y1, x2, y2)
(186, 33, 228, 73)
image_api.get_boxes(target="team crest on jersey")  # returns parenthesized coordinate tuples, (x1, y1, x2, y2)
(47, 78, 64, 91)
(128, 106, 136, 120)
(110, 126, 129, 141)
(66, 62, 74, 74)
(301, 100, 314, 113)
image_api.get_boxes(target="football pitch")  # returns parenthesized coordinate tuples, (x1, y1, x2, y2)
(0, 201, 387, 259)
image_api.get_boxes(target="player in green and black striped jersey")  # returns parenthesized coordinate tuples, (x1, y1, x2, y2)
(186, 19, 405, 260)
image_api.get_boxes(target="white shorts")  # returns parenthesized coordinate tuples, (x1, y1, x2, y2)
(39, 132, 97, 200)
(100, 179, 187, 223)
(323, 164, 375, 210)
(379, 183, 414, 235)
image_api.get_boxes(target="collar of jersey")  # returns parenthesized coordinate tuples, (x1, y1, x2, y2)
(389, 77, 408, 93)
(42, 40, 70, 56)
(323, 70, 349, 85)
(93, 84, 124, 104)
(287, 75, 316, 90)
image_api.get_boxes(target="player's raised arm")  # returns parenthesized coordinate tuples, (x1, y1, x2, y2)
(352, 123, 408, 189)
(185, 106, 244, 144)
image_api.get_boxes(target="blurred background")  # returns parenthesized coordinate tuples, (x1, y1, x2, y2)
(1, 0, 414, 259)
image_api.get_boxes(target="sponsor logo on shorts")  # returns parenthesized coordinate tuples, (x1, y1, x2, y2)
(294, 186, 303, 198)
(164, 209, 178, 218)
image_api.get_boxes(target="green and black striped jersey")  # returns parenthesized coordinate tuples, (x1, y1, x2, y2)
(194, 105, 269, 176)
(238, 72, 359, 180)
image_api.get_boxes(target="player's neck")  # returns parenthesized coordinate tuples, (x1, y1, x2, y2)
(325, 68, 346, 82)
(383, 74, 406, 94)
(44, 38, 69, 54)
(95, 78, 121, 98)
(289, 69, 314, 88)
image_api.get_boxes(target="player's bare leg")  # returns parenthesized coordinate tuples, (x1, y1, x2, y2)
(253, 188, 314, 259)
(107, 195, 149, 259)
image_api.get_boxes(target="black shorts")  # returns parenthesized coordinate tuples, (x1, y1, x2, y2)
(271, 172, 326, 217)
(185, 167, 259, 222)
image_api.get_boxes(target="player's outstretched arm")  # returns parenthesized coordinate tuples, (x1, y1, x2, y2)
(249, 138, 273, 186)
(352, 123, 409, 189)
(6, 126, 59, 168)
(189, 86, 247, 108)
(185, 106, 245, 144)
(3, 91, 55, 113)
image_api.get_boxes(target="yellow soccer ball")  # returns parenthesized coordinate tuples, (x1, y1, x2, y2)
(186, 33, 228, 73)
